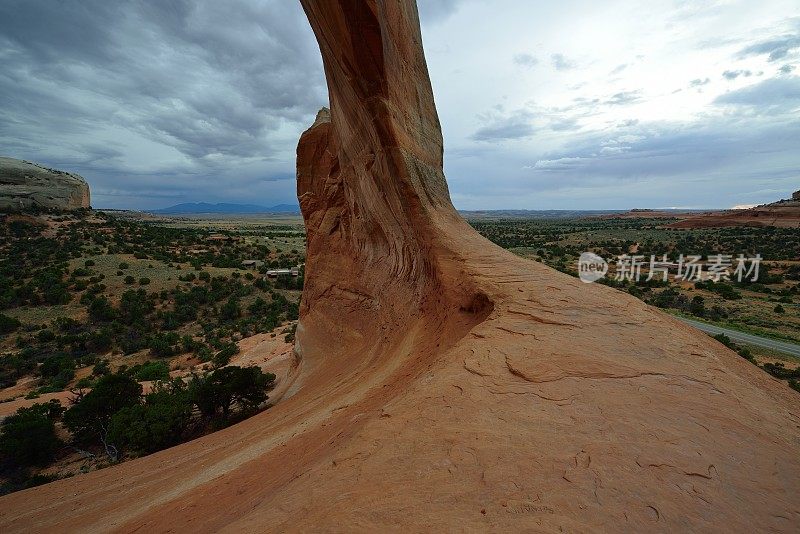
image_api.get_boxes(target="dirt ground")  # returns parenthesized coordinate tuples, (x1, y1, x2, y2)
(0, 329, 295, 419)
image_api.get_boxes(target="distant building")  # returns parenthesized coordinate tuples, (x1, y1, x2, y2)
(241, 260, 258, 269)
(266, 268, 299, 278)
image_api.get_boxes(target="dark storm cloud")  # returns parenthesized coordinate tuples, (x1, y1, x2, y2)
(0, 0, 469, 209)
(553, 92, 641, 114)
(551, 53, 576, 71)
(471, 109, 536, 141)
(714, 76, 800, 110)
(0, 0, 328, 208)
(471, 121, 535, 142)
(513, 53, 539, 68)
(538, 85, 800, 178)
(549, 118, 580, 131)
(605, 90, 642, 106)
(722, 69, 752, 80)
(0, 0, 326, 156)
(2, 1, 798, 211)
(512, 117, 800, 204)
(446, 66, 800, 209)
(738, 34, 800, 62)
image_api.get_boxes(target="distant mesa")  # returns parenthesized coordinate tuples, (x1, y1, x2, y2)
(591, 208, 703, 220)
(151, 202, 300, 214)
(667, 189, 800, 229)
(0, 156, 90, 212)
(589, 192, 800, 228)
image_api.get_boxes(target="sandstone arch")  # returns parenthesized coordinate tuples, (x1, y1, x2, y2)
(0, 1, 798, 531)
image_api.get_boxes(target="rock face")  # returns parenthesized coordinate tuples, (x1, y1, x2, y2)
(0, 157, 90, 211)
(0, 2, 798, 532)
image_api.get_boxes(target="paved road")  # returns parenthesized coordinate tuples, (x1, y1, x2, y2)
(677, 316, 800, 358)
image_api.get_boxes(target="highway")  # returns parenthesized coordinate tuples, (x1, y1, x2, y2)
(677, 316, 800, 358)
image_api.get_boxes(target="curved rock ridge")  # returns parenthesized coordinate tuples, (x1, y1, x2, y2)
(0, 1, 798, 532)
(0, 157, 90, 211)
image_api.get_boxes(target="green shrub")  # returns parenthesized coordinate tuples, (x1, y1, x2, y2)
(0, 313, 21, 335)
(40, 353, 75, 379)
(160, 311, 180, 331)
(88, 295, 115, 322)
(118, 289, 153, 325)
(108, 382, 192, 454)
(63, 373, 142, 442)
(689, 295, 705, 317)
(130, 360, 170, 381)
(120, 328, 147, 355)
(212, 343, 238, 367)
(74, 377, 96, 389)
(92, 359, 111, 377)
(189, 366, 275, 420)
(36, 329, 55, 342)
(88, 327, 113, 353)
(0, 402, 63, 467)
(0, 473, 58, 494)
(762, 362, 800, 380)
(148, 332, 180, 358)
(713, 333, 733, 348)
(789, 379, 800, 393)
(219, 297, 241, 322)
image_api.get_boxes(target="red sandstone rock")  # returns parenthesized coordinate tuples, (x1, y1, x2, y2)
(0, 1, 797, 532)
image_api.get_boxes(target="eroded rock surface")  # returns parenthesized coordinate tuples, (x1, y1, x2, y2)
(0, 2, 797, 532)
(0, 157, 90, 211)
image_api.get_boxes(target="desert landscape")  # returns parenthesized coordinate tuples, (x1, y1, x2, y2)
(0, 0, 799, 532)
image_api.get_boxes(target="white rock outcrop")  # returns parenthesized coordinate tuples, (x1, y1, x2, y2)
(0, 157, 90, 211)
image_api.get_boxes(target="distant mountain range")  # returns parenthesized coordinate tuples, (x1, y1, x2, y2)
(151, 202, 300, 214)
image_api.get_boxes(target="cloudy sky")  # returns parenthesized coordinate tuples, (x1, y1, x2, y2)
(1, 0, 798, 210)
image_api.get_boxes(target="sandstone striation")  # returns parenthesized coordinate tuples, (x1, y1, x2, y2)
(0, 1, 798, 532)
(0, 157, 90, 211)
